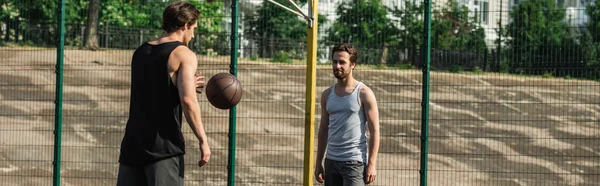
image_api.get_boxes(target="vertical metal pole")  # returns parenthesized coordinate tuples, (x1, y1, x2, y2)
(53, 0, 66, 186)
(419, 0, 432, 185)
(227, 0, 239, 186)
(303, 0, 318, 185)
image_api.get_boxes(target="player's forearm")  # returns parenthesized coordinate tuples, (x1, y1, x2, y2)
(368, 127, 380, 166)
(182, 98, 208, 143)
(315, 125, 328, 164)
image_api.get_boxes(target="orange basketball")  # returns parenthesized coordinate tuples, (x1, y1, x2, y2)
(205, 72, 243, 109)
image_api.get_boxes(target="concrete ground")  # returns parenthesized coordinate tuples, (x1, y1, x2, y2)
(0, 48, 599, 185)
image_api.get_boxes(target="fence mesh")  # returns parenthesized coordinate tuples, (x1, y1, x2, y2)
(0, 0, 599, 185)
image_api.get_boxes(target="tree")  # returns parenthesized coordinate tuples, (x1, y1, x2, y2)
(244, 0, 309, 58)
(83, 0, 100, 50)
(585, 0, 600, 70)
(504, 0, 571, 74)
(431, 0, 486, 51)
(390, 0, 423, 65)
(0, 0, 19, 42)
(327, 0, 397, 64)
(390, 0, 485, 67)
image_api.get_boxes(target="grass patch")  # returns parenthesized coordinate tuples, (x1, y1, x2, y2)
(272, 51, 293, 64)
(472, 66, 484, 75)
(450, 65, 463, 73)
(250, 55, 258, 61)
(541, 72, 554, 78)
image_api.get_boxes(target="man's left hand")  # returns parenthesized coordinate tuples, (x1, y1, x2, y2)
(364, 164, 377, 184)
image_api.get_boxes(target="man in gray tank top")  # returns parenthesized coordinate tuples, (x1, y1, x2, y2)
(314, 43, 380, 185)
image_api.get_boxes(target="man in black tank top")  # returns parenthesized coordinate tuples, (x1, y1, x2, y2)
(117, 2, 210, 186)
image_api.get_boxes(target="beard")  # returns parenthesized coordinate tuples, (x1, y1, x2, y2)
(333, 69, 348, 79)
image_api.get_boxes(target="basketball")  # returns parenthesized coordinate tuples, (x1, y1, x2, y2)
(205, 72, 243, 109)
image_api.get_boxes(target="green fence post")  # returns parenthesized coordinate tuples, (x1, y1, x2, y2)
(419, 0, 432, 185)
(53, 0, 66, 186)
(228, 0, 239, 186)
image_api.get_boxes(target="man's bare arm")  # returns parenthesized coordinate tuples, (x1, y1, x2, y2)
(361, 85, 379, 184)
(314, 88, 330, 183)
(174, 47, 210, 165)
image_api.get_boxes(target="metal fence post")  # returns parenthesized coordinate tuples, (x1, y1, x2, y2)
(53, 0, 66, 185)
(419, 0, 432, 185)
(228, 0, 239, 186)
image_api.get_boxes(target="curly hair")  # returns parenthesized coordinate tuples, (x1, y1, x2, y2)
(331, 43, 359, 64)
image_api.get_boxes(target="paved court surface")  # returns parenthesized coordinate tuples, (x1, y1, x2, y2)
(1, 48, 599, 185)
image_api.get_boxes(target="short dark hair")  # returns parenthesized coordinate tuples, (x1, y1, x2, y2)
(331, 43, 359, 64)
(161, 1, 201, 33)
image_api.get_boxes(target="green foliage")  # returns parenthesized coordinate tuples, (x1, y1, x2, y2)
(499, 61, 510, 73)
(250, 55, 258, 61)
(586, 0, 600, 74)
(65, 0, 89, 25)
(0, 1, 19, 20)
(586, 0, 600, 43)
(450, 64, 463, 73)
(98, 0, 223, 32)
(388, 1, 422, 65)
(431, 0, 486, 51)
(2, 0, 224, 50)
(327, 0, 398, 65)
(542, 72, 554, 78)
(472, 66, 483, 74)
(390, 1, 423, 49)
(244, 0, 308, 58)
(389, 0, 486, 66)
(504, 0, 570, 73)
(272, 50, 292, 63)
(327, 0, 396, 47)
(13, 0, 57, 23)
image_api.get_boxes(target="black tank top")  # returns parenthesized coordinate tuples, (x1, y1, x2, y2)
(119, 41, 185, 165)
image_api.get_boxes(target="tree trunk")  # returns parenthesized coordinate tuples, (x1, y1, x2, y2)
(4, 17, 10, 42)
(261, 32, 266, 58)
(15, 18, 19, 43)
(83, 0, 100, 50)
(378, 42, 388, 65)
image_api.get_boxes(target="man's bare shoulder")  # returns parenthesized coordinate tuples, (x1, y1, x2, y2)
(360, 83, 372, 93)
(359, 83, 376, 99)
(172, 46, 197, 62)
(321, 87, 332, 97)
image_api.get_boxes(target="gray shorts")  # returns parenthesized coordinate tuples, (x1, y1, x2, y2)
(324, 158, 365, 186)
(116, 155, 184, 186)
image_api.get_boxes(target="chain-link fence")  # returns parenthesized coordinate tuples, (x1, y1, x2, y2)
(1, 0, 599, 185)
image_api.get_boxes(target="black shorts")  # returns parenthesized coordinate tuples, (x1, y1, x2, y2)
(116, 155, 184, 186)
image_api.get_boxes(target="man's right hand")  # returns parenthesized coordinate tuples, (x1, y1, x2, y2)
(314, 164, 324, 183)
(198, 142, 211, 167)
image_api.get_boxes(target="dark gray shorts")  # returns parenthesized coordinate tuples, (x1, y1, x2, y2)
(324, 158, 365, 186)
(116, 155, 184, 186)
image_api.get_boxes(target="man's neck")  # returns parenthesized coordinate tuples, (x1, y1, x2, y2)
(154, 32, 184, 44)
(336, 76, 356, 88)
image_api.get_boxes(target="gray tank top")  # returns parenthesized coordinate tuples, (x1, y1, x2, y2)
(326, 82, 368, 163)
